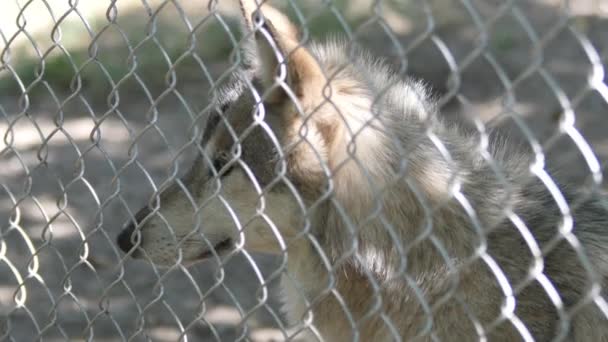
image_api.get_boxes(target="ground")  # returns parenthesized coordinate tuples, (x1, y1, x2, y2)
(0, 0, 607, 341)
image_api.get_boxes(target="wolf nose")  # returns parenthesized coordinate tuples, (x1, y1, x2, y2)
(117, 223, 139, 253)
(117, 207, 150, 253)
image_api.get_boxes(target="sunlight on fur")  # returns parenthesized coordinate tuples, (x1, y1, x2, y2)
(116, 1, 608, 341)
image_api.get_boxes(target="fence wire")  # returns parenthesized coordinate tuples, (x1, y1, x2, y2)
(1, 0, 607, 341)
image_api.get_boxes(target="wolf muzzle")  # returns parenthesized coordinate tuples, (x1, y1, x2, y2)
(117, 206, 150, 255)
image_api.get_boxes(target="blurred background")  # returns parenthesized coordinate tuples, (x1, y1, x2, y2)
(1, 0, 607, 340)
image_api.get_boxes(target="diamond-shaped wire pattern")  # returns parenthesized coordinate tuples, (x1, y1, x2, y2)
(1, 0, 607, 341)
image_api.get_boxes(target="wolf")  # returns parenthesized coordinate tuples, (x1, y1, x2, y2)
(117, 1, 608, 340)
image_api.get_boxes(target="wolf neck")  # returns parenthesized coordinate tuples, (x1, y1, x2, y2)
(278, 196, 478, 315)
(279, 226, 462, 341)
(280, 241, 325, 324)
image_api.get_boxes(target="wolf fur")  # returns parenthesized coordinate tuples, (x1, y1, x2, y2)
(117, 1, 608, 340)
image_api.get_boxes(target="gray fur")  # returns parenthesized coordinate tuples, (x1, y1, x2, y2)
(117, 4, 608, 341)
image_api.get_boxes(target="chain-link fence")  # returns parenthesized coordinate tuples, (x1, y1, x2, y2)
(1, 0, 607, 341)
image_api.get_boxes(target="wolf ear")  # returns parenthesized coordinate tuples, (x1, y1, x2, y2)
(238, 0, 324, 102)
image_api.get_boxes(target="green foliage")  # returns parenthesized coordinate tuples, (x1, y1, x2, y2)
(0, 2, 368, 102)
(491, 30, 517, 52)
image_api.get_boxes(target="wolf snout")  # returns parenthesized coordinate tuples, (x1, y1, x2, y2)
(117, 223, 139, 253)
(117, 206, 150, 254)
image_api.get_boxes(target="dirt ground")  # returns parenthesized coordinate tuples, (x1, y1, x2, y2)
(1, 1, 607, 341)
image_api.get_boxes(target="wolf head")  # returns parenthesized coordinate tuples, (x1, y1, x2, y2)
(117, 0, 439, 269)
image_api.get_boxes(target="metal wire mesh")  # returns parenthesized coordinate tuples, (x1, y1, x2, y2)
(1, 0, 607, 341)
